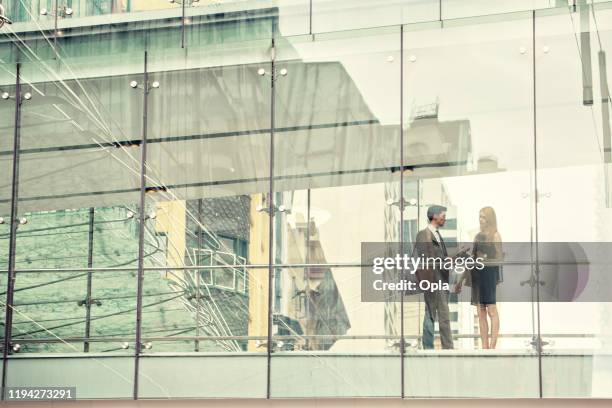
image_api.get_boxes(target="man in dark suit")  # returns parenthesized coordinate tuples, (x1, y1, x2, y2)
(414, 205, 453, 350)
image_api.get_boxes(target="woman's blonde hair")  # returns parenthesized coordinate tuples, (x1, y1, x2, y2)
(480, 206, 498, 238)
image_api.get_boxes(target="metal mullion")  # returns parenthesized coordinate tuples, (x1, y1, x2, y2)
(1, 62, 22, 401)
(266, 35, 275, 401)
(309, 0, 312, 35)
(532, 10, 543, 399)
(83, 207, 95, 352)
(132, 51, 149, 400)
(181, 0, 186, 48)
(53, 0, 59, 57)
(399, 24, 405, 400)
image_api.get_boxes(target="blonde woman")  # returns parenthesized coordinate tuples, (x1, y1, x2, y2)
(456, 207, 503, 349)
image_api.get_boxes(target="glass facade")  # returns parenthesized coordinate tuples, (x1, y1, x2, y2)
(0, 0, 611, 400)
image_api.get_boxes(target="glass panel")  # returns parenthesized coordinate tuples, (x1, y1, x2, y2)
(57, 0, 182, 20)
(9, 48, 144, 358)
(183, 0, 310, 39)
(0, 63, 16, 268)
(402, 13, 538, 397)
(138, 268, 269, 398)
(15, 54, 143, 266)
(274, 26, 401, 265)
(10, 269, 138, 354)
(0, 62, 17, 351)
(313, 0, 439, 33)
(270, 267, 401, 397)
(54, 1, 178, 60)
(272, 28, 401, 397)
(2, 0, 56, 23)
(277, 0, 310, 36)
(2, 0, 57, 61)
(139, 36, 270, 396)
(6, 356, 134, 398)
(185, 0, 276, 48)
(138, 354, 267, 398)
(536, 4, 612, 398)
(140, 267, 265, 355)
(145, 37, 271, 265)
(442, 0, 556, 21)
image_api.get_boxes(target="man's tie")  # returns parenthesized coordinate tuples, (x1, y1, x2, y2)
(436, 230, 448, 257)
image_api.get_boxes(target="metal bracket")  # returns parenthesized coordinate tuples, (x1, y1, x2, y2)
(0, 4, 13, 28)
(529, 336, 550, 352)
(520, 273, 545, 288)
(256, 203, 289, 215)
(386, 197, 418, 208)
(77, 297, 102, 307)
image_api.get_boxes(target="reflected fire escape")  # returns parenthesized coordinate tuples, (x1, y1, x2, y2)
(273, 208, 351, 351)
(150, 196, 251, 352)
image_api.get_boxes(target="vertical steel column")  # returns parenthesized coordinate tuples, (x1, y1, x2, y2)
(1, 62, 22, 401)
(399, 24, 405, 399)
(266, 36, 276, 400)
(132, 51, 149, 400)
(53, 0, 59, 56)
(580, 0, 594, 106)
(416, 178, 422, 341)
(84, 207, 95, 352)
(181, 0, 186, 48)
(532, 10, 544, 399)
(309, 0, 312, 35)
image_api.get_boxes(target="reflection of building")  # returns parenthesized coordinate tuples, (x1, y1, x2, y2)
(152, 197, 251, 351)
(1, 0, 611, 400)
(275, 214, 350, 351)
(140, 190, 353, 352)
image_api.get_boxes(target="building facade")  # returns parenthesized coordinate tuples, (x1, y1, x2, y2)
(0, 0, 612, 400)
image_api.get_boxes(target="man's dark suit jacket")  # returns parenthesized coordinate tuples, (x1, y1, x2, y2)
(414, 227, 449, 284)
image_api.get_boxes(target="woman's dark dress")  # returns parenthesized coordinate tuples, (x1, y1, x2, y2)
(471, 233, 500, 306)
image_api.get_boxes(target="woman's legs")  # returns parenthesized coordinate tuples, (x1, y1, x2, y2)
(477, 304, 489, 349)
(487, 304, 500, 349)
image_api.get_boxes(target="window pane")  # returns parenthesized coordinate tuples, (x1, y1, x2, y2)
(442, 0, 554, 21)
(536, 4, 612, 398)
(270, 267, 401, 398)
(3, 0, 56, 23)
(8, 51, 143, 396)
(0, 62, 17, 353)
(137, 37, 271, 398)
(55, 0, 183, 24)
(271, 25, 402, 398)
(402, 13, 539, 397)
(313, 0, 439, 33)
(274, 26, 401, 265)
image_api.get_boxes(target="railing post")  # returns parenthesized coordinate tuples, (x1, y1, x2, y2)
(83, 207, 95, 352)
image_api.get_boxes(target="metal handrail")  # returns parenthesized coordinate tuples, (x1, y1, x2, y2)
(2, 259, 595, 274)
(8, 333, 598, 344)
